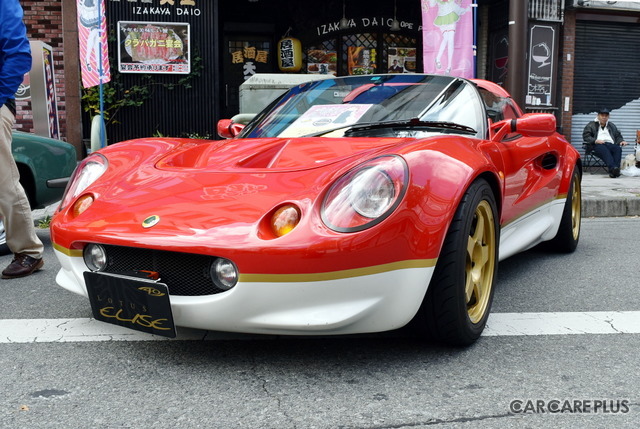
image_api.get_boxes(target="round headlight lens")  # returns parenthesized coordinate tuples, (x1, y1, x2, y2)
(321, 155, 408, 232)
(210, 258, 238, 291)
(83, 244, 107, 272)
(349, 167, 395, 218)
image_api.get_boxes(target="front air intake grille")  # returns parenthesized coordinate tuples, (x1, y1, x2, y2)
(100, 245, 225, 296)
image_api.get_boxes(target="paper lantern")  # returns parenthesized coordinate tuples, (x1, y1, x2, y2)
(278, 37, 302, 72)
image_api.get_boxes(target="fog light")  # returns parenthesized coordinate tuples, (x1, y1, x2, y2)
(210, 258, 238, 291)
(84, 244, 107, 272)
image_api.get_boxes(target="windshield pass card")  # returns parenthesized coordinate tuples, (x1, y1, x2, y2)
(84, 271, 176, 338)
(280, 104, 372, 137)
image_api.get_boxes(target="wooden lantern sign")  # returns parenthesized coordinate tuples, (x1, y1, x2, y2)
(278, 35, 302, 72)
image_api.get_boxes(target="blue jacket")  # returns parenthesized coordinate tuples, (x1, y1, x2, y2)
(0, 0, 32, 108)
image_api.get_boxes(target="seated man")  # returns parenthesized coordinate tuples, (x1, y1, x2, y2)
(582, 108, 628, 177)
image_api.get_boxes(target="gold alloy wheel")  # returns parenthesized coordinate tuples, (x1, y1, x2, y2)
(465, 200, 496, 324)
(571, 174, 581, 241)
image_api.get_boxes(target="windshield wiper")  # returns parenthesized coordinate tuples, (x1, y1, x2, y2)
(300, 118, 476, 138)
(344, 119, 477, 135)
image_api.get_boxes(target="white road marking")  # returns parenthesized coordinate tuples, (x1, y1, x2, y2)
(483, 311, 640, 336)
(1, 311, 640, 343)
(0, 318, 208, 343)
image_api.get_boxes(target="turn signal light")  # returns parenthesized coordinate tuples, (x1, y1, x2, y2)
(270, 205, 300, 237)
(73, 195, 94, 217)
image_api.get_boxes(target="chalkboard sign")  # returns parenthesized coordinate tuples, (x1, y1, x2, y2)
(527, 25, 555, 107)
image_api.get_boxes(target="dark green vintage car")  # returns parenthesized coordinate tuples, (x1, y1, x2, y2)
(0, 131, 77, 254)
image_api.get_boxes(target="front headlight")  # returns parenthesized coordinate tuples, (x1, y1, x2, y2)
(60, 153, 108, 209)
(321, 155, 408, 232)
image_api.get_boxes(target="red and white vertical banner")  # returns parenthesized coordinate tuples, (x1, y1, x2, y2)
(421, 0, 474, 79)
(77, 0, 111, 88)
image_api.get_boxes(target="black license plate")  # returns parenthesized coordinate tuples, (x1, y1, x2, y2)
(84, 271, 176, 338)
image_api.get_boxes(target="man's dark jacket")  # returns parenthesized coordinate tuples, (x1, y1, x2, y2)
(582, 121, 625, 148)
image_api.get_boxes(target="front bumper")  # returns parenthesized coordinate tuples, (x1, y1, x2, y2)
(54, 248, 435, 335)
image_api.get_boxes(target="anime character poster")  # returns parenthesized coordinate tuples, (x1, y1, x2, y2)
(421, 0, 474, 79)
(77, 0, 111, 88)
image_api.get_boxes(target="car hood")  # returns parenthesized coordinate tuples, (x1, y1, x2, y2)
(53, 136, 419, 249)
(155, 137, 409, 171)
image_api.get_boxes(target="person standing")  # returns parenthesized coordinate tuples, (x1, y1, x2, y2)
(0, 0, 44, 279)
(582, 108, 628, 178)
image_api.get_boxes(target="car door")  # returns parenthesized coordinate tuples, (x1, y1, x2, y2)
(491, 102, 558, 224)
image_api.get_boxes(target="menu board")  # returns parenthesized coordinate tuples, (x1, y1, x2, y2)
(307, 48, 337, 75)
(387, 47, 417, 73)
(347, 47, 377, 75)
(118, 21, 190, 74)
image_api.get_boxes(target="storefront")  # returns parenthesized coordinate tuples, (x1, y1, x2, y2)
(94, 0, 427, 142)
(78, 0, 562, 145)
(565, 1, 640, 156)
(221, 2, 423, 119)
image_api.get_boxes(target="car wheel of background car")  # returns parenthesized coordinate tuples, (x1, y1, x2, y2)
(546, 167, 581, 253)
(0, 219, 9, 255)
(413, 178, 499, 346)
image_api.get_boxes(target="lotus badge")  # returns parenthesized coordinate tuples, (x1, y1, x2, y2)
(142, 215, 160, 228)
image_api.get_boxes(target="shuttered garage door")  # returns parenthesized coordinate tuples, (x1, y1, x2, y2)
(571, 21, 640, 157)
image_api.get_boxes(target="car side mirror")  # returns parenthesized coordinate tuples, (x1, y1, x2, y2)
(513, 113, 556, 137)
(490, 113, 556, 141)
(217, 119, 245, 139)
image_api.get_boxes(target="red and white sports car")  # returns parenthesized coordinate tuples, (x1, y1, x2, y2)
(51, 74, 581, 345)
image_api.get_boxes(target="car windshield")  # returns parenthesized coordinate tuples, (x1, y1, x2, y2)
(240, 74, 487, 139)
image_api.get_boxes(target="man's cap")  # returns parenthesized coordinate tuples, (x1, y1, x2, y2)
(598, 107, 611, 114)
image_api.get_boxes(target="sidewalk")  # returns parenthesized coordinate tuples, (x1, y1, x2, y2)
(31, 169, 639, 223)
(581, 170, 640, 217)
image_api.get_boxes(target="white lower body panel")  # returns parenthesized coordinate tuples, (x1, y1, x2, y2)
(499, 198, 566, 261)
(54, 249, 435, 335)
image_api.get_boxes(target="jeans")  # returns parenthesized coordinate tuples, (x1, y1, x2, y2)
(592, 142, 622, 171)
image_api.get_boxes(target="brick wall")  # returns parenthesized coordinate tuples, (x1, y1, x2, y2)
(559, 9, 576, 139)
(18, 0, 67, 139)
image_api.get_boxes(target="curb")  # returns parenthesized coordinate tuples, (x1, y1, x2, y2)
(582, 197, 640, 218)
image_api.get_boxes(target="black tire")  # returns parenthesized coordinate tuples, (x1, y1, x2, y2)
(414, 178, 499, 346)
(548, 168, 581, 253)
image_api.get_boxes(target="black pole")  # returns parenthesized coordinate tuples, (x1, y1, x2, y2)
(507, 0, 528, 108)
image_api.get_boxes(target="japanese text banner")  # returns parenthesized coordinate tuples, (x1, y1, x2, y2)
(421, 0, 474, 79)
(77, 0, 111, 88)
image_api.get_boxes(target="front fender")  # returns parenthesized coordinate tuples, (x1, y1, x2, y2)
(400, 138, 502, 258)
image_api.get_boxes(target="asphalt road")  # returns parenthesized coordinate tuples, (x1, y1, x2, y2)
(0, 218, 639, 428)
